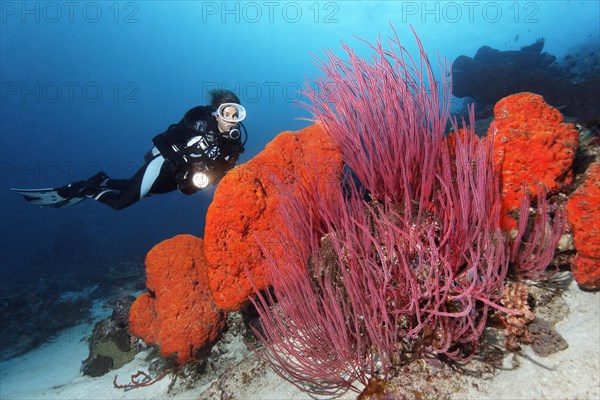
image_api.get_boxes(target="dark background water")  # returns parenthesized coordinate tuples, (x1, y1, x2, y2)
(1, 1, 598, 284)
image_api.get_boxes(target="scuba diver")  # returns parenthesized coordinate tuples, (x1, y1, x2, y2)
(12, 90, 247, 210)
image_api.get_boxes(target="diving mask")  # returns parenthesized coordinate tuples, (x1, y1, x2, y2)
(212, 103, 246, 123)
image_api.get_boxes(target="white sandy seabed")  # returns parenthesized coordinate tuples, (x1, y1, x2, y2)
(0, 276, 598, 400)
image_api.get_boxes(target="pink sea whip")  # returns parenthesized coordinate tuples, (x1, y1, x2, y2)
(250, 26, 565, 394)
(508, 185, 567, 280)
(304, 25, 450, 212)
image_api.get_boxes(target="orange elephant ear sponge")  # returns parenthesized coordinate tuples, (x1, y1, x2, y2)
(129, 234, 225, 366)
(203, 124, 344, 312)
(566, 160, 600, 289)
(490, 92, 579, 224)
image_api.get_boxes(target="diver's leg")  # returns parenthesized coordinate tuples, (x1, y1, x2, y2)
(91, 156, 170, 210)
(104, 179, 130, 191)
(83, 172, 132, 191)
(56, 171, 110, 198)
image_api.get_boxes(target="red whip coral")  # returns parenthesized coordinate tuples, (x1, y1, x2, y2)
(490, 92, 579, 226)
(250, 27, 565, 394)
(204, 124, 343, 311)
(566, 160, 600, 289)
(129, 234, 225, 366)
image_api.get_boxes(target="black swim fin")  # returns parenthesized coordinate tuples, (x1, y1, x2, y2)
(11, 185, 86, 208)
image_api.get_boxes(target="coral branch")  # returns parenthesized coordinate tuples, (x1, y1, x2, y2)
(113, 369, 171, 390)
(509, 185, 566, 280)
(304, 26, 449, 207)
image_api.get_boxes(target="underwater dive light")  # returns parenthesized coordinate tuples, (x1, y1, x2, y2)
(191, 171, 210, 189)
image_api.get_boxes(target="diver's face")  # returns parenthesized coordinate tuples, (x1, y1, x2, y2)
(216, 105, 239, 133)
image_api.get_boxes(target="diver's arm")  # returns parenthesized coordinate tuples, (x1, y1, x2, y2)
(153, 106, 213, 166)
(152, 135, 183, 167)
(210, 141, 245, 183)
(151, 124, 191, 167)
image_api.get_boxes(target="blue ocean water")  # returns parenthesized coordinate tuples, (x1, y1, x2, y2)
(0, 0, 598, 363)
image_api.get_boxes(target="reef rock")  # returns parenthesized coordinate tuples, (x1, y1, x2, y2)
(452, 39, 600, 121)
(129, 234, 225, 365)
(489, 93, 579, 227)
(204, 124, 344, 311)
(82, 296, 138, 377)
(566, 160, 600, 289)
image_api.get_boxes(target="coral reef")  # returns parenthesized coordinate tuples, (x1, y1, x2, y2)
(248, 29, 565, 394)
(203, 124, 343, 311)
(128, 234, 224, 365)
(122, 28, 595, 395)
(490, 93, 579, 228)
(566, 160, 600, 289)
(452, 39, 600, 121)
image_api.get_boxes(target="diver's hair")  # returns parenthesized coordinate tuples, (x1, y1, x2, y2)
(208, 89, 241, 109)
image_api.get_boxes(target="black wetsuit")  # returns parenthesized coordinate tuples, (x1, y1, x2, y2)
(91, 106, 244, 210)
